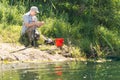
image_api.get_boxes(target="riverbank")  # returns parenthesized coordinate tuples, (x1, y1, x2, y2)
(0, 43, 86, 63)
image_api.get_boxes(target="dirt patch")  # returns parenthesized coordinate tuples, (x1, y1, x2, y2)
(0, 43, 75, 62)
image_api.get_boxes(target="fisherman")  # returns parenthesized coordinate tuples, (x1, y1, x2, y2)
(21, 6, 44, 47)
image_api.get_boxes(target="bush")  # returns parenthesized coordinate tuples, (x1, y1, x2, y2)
(0, 0, 120, 58)
(0, 24, 21, 43)
(97, 26, 120, 55)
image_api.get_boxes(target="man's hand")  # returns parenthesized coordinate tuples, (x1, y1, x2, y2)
(36, 21, 44, 27)
(24, 21, 44, 28)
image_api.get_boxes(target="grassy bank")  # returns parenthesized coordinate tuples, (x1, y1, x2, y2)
(0, 0, 120, 58)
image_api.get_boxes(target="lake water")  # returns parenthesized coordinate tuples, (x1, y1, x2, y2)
(0, 61, 120, 80)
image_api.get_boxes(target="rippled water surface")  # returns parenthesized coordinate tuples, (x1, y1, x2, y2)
(0, 61, 120, 80)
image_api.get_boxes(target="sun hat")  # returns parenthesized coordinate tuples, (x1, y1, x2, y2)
(30, 6, 39, 13)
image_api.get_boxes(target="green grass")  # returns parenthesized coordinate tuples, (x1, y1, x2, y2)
(0, 17, 120, 58)
(0, 24, 21, 43)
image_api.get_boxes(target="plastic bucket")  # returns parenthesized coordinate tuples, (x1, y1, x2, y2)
(55, 38, 64, 47)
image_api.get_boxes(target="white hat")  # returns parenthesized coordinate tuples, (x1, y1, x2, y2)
(30, 6, 39, 13)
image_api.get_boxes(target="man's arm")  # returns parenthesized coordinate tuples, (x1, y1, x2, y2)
(36, 21, 44, 27)
(24, 22, 37, 28)
(25, 21, 44, 28)
(23, 15, 44, 28)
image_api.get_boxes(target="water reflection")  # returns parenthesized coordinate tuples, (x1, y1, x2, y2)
(0, 61, 120, 80)
(83, 62, 97, 80)
(54, 66, 63, 80)
(19, 69, 39, 80)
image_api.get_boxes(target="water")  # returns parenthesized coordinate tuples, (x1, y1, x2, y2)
(0, 61, 120, 80)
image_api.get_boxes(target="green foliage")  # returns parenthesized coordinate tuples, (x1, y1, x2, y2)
(97, 26, 120, 55)
(0, 2, 25, 25)
(0, 24, 21, 43)
(70, 46, 83, 58)
(0, 10, 3, 22)
(0, 0, 120, 58)
(40, 15, 70, 38)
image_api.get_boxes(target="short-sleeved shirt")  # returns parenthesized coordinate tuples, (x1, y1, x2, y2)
(21, 12, 38, 35)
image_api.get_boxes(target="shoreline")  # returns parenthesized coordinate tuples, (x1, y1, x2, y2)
(0, 43, 113, 65)
(0, 57, 112, 73)
(0, 43, 86, 63)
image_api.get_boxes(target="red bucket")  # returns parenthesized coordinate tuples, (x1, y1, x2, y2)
(55, 38, 64, 47)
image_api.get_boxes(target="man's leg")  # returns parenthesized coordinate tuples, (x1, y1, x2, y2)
(34, 29, 40, 47)
(19, 33, 30, 47)
(26, 27, 34, 46)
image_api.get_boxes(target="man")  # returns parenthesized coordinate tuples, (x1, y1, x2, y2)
(21, 6, 44, 47)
